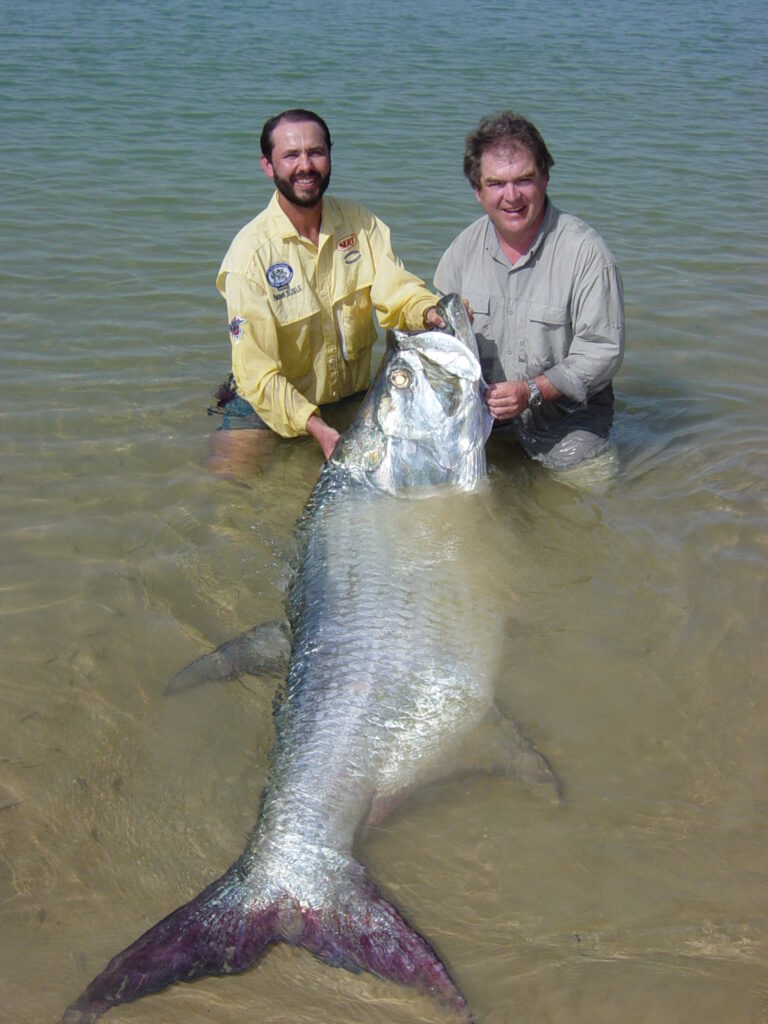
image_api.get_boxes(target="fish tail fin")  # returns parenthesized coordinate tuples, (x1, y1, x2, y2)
(294, 861, 472, 1021)
(60, 863, 275, 1024)
(61, 857, 472, 1023)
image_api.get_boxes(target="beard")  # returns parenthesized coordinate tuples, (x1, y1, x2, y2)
(272, 165, 332, 208)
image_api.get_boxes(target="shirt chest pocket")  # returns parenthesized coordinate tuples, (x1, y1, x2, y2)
(525, 302, 572, 372)
(338, 288, 376, 360)
(334, 248, 376, 360)
(465, 292, 492, 335)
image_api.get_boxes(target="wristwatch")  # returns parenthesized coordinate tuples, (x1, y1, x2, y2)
(527, 379, 543, 408)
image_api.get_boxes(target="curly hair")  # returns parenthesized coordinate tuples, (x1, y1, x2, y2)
(463, 111, 554, 189)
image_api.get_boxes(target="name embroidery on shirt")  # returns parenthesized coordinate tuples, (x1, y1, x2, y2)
(337, 234, 356, 250)
(272, 285, 303, 302)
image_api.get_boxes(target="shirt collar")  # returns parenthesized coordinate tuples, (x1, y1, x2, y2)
(530, 198, 558, 254)
(267, 191, 299, 240)
(267, 191, 342, 244)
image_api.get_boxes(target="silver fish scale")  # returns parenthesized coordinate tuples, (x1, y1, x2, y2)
(254, 468, 498, 894)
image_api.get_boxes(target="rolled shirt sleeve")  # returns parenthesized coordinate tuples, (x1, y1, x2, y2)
(365, 212, 438, 331)
(544, 260, 625, 403)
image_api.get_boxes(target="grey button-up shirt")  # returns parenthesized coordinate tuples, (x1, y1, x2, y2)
(434, 200, 624, 405)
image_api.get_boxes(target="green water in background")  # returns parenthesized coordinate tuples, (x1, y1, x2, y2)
(1, 2, 767, 1022)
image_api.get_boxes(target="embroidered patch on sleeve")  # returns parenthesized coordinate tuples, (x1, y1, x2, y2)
(228, 316, 247, 342)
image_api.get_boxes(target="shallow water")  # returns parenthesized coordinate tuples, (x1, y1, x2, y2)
(2, 1, 767, 1022)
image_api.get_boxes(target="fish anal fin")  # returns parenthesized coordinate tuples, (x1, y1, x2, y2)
(366, 711, 561, 829)
(473, 712, 562, 803)
(164, 618, 291, 695)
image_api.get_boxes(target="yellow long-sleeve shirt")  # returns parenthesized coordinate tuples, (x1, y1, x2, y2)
(216, 193, 438, 437)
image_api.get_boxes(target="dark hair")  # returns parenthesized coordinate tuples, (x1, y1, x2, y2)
(463, 111, 554, 189)
(260, 109, 333, 161)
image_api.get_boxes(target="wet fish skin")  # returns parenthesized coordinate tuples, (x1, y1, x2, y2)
(61, 294, 555, 1023)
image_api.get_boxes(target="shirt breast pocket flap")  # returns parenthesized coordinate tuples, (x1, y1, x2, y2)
(528, 302, 569, 329)
(268, 284, 321, 327)
(465, 292, 491, 318)
(336, 241, 374, 286)
(527, 302, 571, 363)
(464, 292, 491, 335)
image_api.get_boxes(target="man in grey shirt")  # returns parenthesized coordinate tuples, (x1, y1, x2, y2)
(434, 111, 624, 471)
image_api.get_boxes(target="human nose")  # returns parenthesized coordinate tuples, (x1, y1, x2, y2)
(501, 181, 519, 202)
(296, 151, 312, 171)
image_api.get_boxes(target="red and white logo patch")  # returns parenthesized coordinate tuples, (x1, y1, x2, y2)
(228, 316, 247, 341)
(337, 234, 357, 251)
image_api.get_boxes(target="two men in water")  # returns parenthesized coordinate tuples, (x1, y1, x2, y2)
(210, 109, 442, 467)
(212, 108, 624, 473)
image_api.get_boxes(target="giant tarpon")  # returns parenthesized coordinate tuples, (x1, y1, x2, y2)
(61, 294, 558, 1023)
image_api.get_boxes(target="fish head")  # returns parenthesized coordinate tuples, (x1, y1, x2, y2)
(332, 293, 493, 495)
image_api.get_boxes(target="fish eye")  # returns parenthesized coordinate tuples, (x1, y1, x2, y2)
(389, 367, 412, 390)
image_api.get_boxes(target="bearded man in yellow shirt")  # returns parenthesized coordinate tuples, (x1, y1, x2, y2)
(209, 109, 443, 467)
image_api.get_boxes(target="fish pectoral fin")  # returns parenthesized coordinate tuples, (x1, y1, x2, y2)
(60, 864, 275, 1024)
(164, 618, 291, 695)
(297, 866, 472, 1021)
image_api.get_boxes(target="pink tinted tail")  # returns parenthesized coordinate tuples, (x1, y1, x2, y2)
(61, 858, 471, 1023)
(298, 862, 471, 1019)
(61, 864, 275, 1023)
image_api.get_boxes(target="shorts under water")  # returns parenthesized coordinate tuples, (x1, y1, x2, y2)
(207, 374, 269, 430)
(206, 375, 366, 433)
(492, 383, 616, 469)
